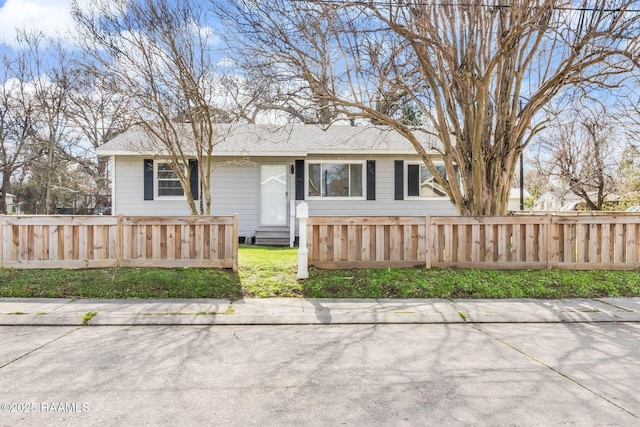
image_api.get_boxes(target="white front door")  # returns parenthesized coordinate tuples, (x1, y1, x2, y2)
(260, 164, 288, 226)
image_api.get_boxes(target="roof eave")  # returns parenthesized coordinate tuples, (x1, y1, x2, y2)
(97, 149, 438, 157)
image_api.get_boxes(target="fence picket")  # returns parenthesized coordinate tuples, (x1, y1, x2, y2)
(333, 225, 342, 261)
(576, 224, 587, 263)
(375, 225, 384, 261)
(362, 225, 371, 261)
(628, 224, 638, 267)
(601, 225, 612, 264)
(33, 225, 43, 261)
(615, 223, 625, 264)
(485, 225, 495, 262)
(403, 225, 412, 261)
(348, 225, 358, 262)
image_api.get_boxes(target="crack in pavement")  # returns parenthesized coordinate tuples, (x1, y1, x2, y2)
(0, 327, 82, 370)
(473, 324, 640, 420)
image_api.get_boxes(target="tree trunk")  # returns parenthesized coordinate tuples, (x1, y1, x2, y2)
(0, 170, 10, 214)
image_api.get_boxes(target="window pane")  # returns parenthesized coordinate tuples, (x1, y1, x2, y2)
(308, 162, 364, 198)
(420, 164, 446, 197)
(158, 187, 184, 196)
(157, 163, 176, 179)
(408, 164, 420, 197)
(157, 162, 184, 197)
(158, 171, 177, 179)
(324, 163, 349, 197)
(308, 163, 321, 197)
(421, 165, 435, 181)
(158, 181, 184, 196)
(159, 180, 182, 188)
(419, 165, 434, 197)
(350, 164, 363, 197)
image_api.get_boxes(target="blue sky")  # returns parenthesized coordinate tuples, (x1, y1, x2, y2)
(0, 0, 84, 46)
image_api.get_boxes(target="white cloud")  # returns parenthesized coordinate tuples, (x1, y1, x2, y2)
(216, 57, 235, 68)
(0, 0, 90, 45)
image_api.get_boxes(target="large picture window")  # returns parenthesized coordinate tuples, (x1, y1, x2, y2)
(406, 163, 452, 198)
(156, 162, 185, 197)
(308, 162, 364, 198)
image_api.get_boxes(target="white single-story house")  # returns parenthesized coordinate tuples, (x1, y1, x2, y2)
(96, 124, 458, 244)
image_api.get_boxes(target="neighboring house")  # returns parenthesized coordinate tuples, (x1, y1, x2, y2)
(5, 193, 17, 214)
(533, 191, 618, 211)
(507, 188, 532, 212)
(533, 191, 582, 211)
(96, 123, 458, 244)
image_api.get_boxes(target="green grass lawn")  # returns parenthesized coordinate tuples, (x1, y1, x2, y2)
(1, 245, 640, 299)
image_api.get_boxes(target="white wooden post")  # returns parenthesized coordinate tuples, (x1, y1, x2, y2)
(296, 202, 309, 279)
(289, 200, 295, 248)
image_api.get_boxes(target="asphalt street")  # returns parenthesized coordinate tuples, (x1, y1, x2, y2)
(1, 323, 639, 426)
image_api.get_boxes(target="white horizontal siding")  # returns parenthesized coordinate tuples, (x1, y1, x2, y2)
(112, 155, 457, 240)
(210, 162, 259, 238)
(113, 157, 262, 238)
(114, 156, 191, 215)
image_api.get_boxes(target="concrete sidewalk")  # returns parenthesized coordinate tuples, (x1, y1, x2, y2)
(1, 297, 640, 326)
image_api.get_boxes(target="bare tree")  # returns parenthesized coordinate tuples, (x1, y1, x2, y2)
(218, 0, 640, 215)
(531, 106, 619, 210)
(0, 47, 36, 214)
(523, 170, 552, 200)
(218, 66, 340, 124)
(72, 0, 230, 215)
(618, 142, 640, 194)
(617, 77, 640, 196)
(66, 69, 133, 213)
(17, 31, 82, 214)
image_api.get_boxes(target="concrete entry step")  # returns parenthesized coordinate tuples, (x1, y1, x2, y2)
(255, 226, 290, 246)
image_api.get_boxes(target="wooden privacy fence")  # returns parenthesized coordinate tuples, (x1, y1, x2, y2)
(306, 215, 640, 270)
(307, 216, 427, 268)
(0, 215, 238, 271)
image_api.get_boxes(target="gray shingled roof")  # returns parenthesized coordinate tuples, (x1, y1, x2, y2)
(96, 123, 442, 157)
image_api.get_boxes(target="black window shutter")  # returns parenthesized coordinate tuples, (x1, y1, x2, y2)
(394, 160, 404, 200)
(407, 164, 420, 197)
(295, 159, 305, 200)
(366, 160, 376, 200)
(143, 159, 154, 200)
(189, 159, 199, 201)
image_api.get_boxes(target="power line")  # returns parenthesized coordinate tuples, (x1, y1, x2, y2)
(289, 0, 640, 13)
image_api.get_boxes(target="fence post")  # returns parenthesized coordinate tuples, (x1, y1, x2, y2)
(296, 202, 309, 279)
(425, 215, 431, 269)
(117, 214, 123, 267)
(289, 200, 295, 248)
(232, 214, 239, 272)
(546, 214, 552, 269)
